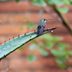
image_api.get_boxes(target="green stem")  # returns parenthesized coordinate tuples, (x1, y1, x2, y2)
(0, 28, 55, 60)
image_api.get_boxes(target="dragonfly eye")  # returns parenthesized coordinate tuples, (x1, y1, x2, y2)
(39, 18, 47, 26)
(44, 19, 46, 21)
(43, 19, 47, 23)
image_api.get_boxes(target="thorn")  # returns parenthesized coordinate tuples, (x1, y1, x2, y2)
(4, 40, 6, 43)
(34, 30, 36, 32)
(18, 34, 20, 37)
(51, 28, 56, 32)
(3, 40, 7, 44)
(44, 27, 56, 33)
(34, 30, 36, 33)
(12, 36, 15, 39)
(1, 42, 4, 45)
(24, 33, 26, 35)
(0, 59, 2, 61)
(0, 42, 2, 45)
(9, 38, 11, 40)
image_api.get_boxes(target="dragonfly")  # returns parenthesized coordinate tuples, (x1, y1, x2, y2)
(36, 18, 56, 35)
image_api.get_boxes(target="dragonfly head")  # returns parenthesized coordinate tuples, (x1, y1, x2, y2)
(39, 18, 47, 26)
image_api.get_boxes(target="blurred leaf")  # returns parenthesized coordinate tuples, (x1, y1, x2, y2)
(67, 51, 72, 55)
(29, 44, 38, 51)
(41, 34, 61, 42)
(56, 57, 67, 68)
(52, 36, 62, 42)
(41, 34, 53, 41)
(39, 48, 48, 56)
(70, 0, 72, 2)
(63, 0, 70, 4)
(57, 7, 69, 13)
(32, 0, 46, 6)
(47, 0, 70, 5)
(27, 22, 36, 29)
(47, 0, 64, 5)
(57, 56, 67, 63)
(31, 0, 71, 5)
(69, 0, 72, 4)
(46, 42, 54, 49)
(27, 54, 37, 62)
(51, 49, 68, 56)
(15, 0, 20, 2)
(58, 43, 69, 50)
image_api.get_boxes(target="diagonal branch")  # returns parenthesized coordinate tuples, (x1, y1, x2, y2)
(0, 28, 55, 60)
(51, 5, 72, 35)
(44, 0, 72, 35)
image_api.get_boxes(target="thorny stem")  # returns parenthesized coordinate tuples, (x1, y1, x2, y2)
(0, 28, 56, 60)
(44, 28, 56, 33)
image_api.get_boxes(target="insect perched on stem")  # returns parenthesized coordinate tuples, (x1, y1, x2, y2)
(36, 18, 56, 35)
(37, 19, 47, 35)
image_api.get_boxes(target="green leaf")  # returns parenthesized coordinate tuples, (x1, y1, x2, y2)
(58, 43, 69, 50)
(48, 0, 64, 5)
(56, 58, 67, 68)
(63, 0, 70, 5)
(15, 0, 20, 2)
(29, 44, 38, 51)
(47, 42, 54, 49)
(67, 51, 72, 55)
(41, 34, 61, 42)
(27, 22, 36, 29)
(57, 7, 69, 13)
(27, 54, 37, 62)
(39, 48, 48, 56)
(69, 0, 72, 4)
(0, 27, 52, 59)
(51, 50, 68, 56)
(0, 32, 38, 59)
(41, 34, 53, 41)
(56, 56, 67, 69)
(52, 36, 62, 42)
(32, 0, 46, 7)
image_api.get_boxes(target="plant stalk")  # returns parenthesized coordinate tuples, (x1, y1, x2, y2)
(44, 0, 72, 35)
(52, 5, 72, 35)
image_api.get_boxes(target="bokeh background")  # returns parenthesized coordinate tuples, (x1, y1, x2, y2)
(0, 0, 72, 72)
